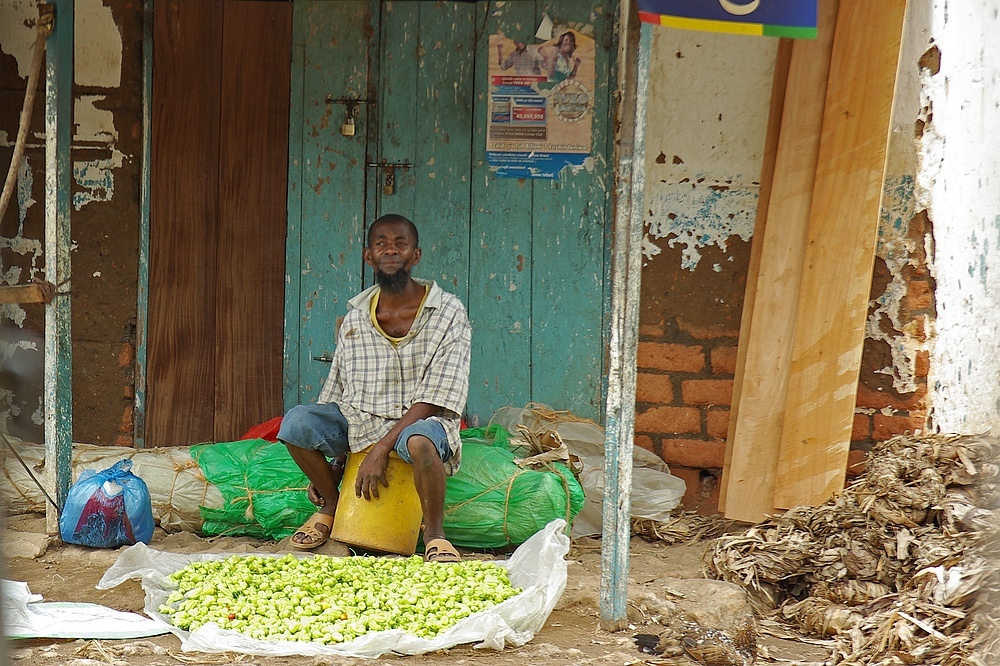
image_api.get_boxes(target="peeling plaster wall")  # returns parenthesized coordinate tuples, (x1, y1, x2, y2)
(641, 30, 776, 273)
(635, 29, 777, 510)
(1, 0, 140, 444)
(851, 3, 936, 445)
(921, 1, 1000, 433)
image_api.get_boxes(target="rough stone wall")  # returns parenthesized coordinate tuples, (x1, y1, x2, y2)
(0, 0, 140, 445)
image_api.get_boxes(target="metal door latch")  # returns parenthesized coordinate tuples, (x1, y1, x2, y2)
(326, 96, 368, 136)
(366, 160, 413, 195)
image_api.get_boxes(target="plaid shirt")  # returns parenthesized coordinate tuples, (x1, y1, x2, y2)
(318, 279, 471, 474)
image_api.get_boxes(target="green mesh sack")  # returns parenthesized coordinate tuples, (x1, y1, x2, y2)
(443, 425, 585, 549)
(190, 439, 314, 539)
(191, 427, 584, 546)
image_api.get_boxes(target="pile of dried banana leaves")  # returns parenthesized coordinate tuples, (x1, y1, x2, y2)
(708, 433, 1000, 665)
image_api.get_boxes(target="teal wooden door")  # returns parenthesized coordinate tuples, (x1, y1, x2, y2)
(286, 0, 615, 424)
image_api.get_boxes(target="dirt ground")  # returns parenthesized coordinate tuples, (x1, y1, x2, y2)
(3, 513, 830, 666)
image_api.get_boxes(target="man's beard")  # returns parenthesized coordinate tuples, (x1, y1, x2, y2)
(374, 266, 410, 293)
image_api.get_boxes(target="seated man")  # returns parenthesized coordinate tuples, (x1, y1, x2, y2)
(278, 214, 471, 562)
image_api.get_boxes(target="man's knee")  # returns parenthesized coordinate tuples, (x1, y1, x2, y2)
(405, 435, 439, 465)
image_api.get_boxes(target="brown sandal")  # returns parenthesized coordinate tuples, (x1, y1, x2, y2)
(290, 512, 334, 550)
(423, 538, 461, 563)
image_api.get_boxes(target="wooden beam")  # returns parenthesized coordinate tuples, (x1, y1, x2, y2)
(0, 282, 55, 305)
(134, 0, 154, 449)
(721, 0, 840, 522)
(774, 0, 908, 508)
(718, 36, 793, 517)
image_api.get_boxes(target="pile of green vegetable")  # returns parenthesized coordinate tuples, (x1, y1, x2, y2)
(158, 553, 522, 644)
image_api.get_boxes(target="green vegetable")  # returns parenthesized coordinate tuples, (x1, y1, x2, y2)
(158, 553, 521, 643)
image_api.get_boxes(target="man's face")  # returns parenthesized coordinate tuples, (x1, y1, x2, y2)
(514, 41, 527, 53)
(364, 221, 421, 293)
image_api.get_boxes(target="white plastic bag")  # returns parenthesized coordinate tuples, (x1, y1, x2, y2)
(97, 519, 570, 658)
(491, 407, 686, 537)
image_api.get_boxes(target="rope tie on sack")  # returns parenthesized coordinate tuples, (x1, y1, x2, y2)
(443, 468, 531, 545)
(165, 458, 202, 523)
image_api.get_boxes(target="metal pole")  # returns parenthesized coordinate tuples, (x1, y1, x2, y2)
(43, 0, 74, 532)
(600, 1, 652, 629)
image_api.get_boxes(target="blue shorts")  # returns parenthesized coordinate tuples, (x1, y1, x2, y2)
(276, 402, 452, 464)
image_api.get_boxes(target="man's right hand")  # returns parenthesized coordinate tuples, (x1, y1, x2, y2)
(356, 446, 391, 501)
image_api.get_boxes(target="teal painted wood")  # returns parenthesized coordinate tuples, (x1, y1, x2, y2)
(287, 0, 615, 425)
(284, 39, 305, 409)
(397, 1, 475, 304)
(44, 0, 74, 510)
(465, 1, 538, 425)
(600, 16, 653, 630)
(375, 1, 418, 218)
(134, 0, 154, 448)
(288, 0, 371, 404)
(529, 0, 615, 422)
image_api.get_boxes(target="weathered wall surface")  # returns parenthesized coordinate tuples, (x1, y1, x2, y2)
(852, 1, 934, 456)
(0, 0, 140, 445)
(635, 28, 775, 512)
(635, 9, 940, 512)
(920, 0, 1000, 434)
(3, 2, 985, 516)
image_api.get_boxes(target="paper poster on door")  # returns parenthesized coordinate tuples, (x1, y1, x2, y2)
(486, 28, 594, 180)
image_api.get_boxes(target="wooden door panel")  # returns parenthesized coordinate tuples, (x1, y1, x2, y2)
(215, 1, 291, 441)
(376, 1, 477, 305)
(285, 1, 371, 405)
(149, 0, 291, 446)
(287, 0, 614, 425)
(148, 0, 223, 446)
(530, 0, 613, 420)
(467, 2, 538, 421)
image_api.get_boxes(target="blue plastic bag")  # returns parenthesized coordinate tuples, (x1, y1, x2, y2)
(59, 459, 154, 548)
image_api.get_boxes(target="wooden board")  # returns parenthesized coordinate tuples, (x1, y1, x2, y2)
(285, 1, 370, 404)
(530, 0, 615, 418)
(720, 0, 840, 521)
(773, 0, 907, 508)
(0, 283, 54, 304)
(214, 1, 291, 441)
(718, 37, 793, 517)
(147, 0, 222, 447)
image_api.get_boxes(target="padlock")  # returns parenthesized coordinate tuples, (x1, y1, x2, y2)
(341, 116, 356, 137)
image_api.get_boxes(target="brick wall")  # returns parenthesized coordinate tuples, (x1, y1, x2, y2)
(636, 215, 934, 516)
(634, 329, 738, 514)
(850, 202, 934, 477)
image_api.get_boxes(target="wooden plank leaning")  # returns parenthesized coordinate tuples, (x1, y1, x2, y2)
(721, 0, 840, 522)
(774, 0, 908, 508)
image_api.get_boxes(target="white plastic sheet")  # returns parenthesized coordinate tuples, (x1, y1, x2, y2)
(97, 519, 570, 658)
(1, 579, 169, 639)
